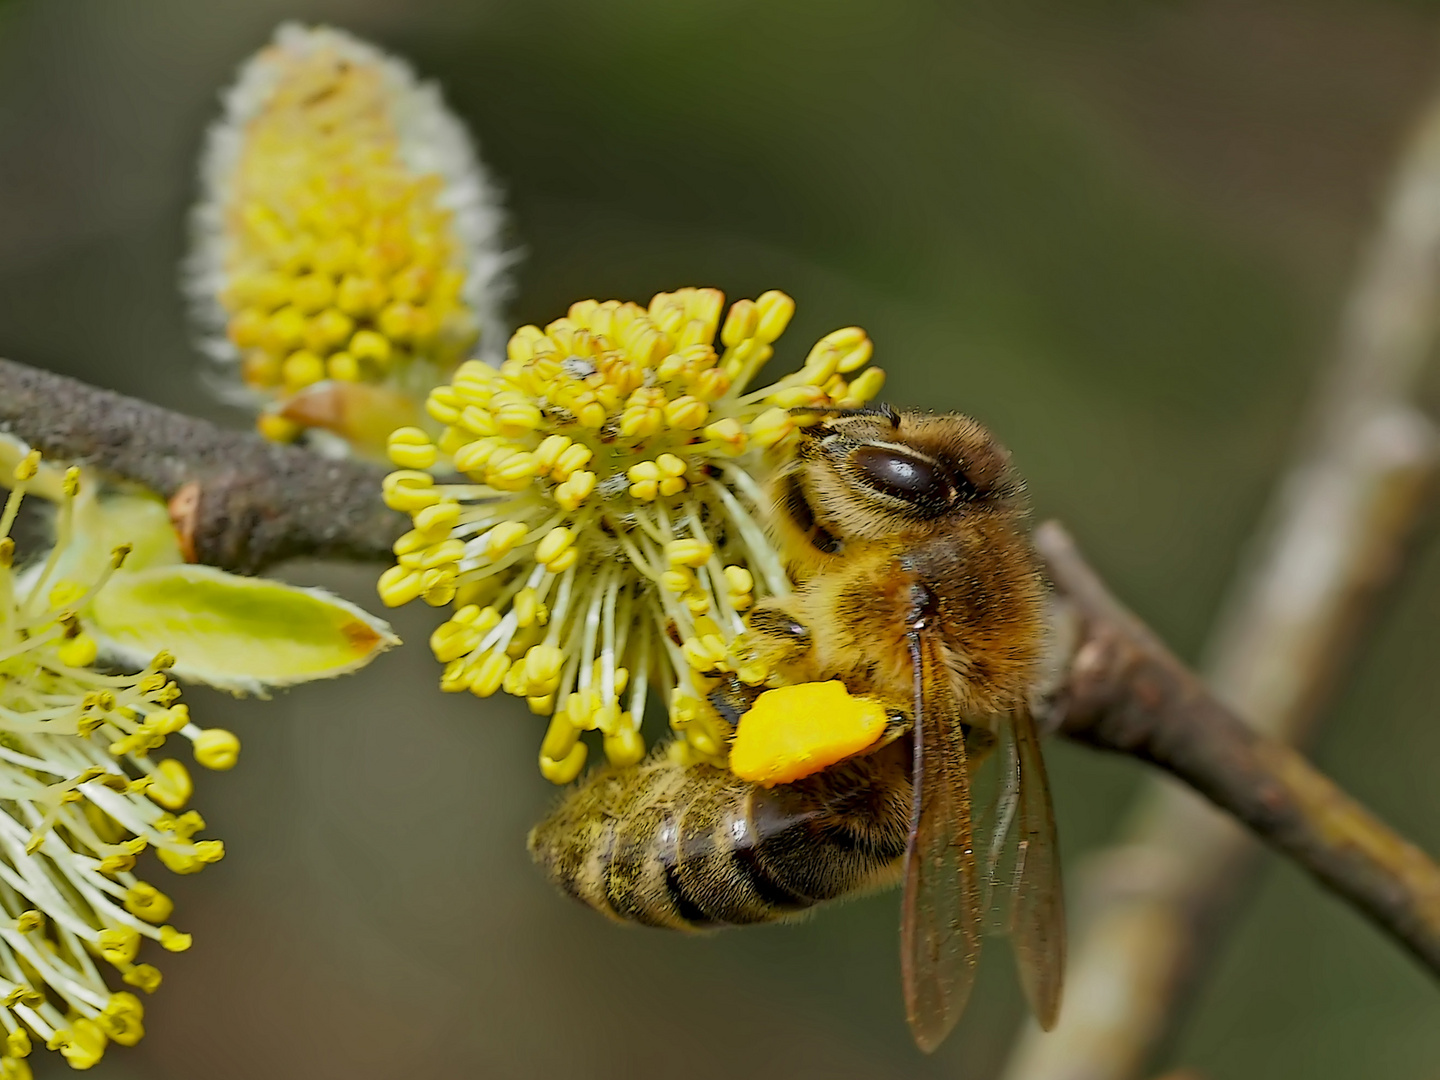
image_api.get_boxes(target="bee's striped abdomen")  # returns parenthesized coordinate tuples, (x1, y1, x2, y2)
(528, 742, 912, 931)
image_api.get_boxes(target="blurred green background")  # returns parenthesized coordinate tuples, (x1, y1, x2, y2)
(2, 0, 1440, 1077)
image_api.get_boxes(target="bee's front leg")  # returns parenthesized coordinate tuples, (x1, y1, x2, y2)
(730, 598, 820, 686)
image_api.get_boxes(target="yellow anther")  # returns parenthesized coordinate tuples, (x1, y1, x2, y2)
(486, 450, 539, 491)
(148, 759, 193, 811)
(377, 565, 424, 607)
(265, 305, 307, 353)
(124, 883, 174, 924)
(12, 449, 40, 482)
(834, 333, 874, 373)
(502, 661, 529, 697)
(98, 991, 146, 1046)
(492, 396, 543, 435)
(524, 644, 565, 689)
(257, 413, 303, 443)
(539, 741, 587, 785)
(603, 725, 645, 767)
(479, 520, 527, 559)
(551, 442, 593, 482)
(421, 567, 458, 607)
(49, 579, 87, 608)
(425, 386, 463, 425)
(664, 395, 708, 430)
(540, 713, 581, 761)
(62, 466, 81, 496)
(281, 348, 326, 390)
(306, 307, 355, 353)
(417, 538, 465, 570)
(97, 926, 142, 965)
(553, 470, 597, 511)
(193, 728, 241, 770)
(592, 702, 622, 735)
(349, 328, 393, 367)
(439, 659, 471, 693)
(845, 365, 886, 404)
(534, 434, 572, 474)
(381, 470, 440, 512)
(684, 591, 711, 616)
(703, 417, 748, 455)
(770, 385, 828, 409)
(387, 427, 437, 469)
(150, 704, 191, 736)
(754, 290, 796, 342)
(290, 272, 334, 314)
(749, 407, 795, 449)
(122, 964, 163, 994)
(575, 400, 607, 428)
(111, 543, 133, 569)
(49, 1018, 108, 1070)
(656, 454, 687, 478)
(57, 633, 99, 669)
(620, 404, 663, 439)
(658, 476, 687, 497)
(6, 1027, 30, 1058)
(1, 988, 41, 1010)
(682, 634, 729, 672)
(14, 911, 42, 934)
(661, 568, 694, 594)
(453, 436, 502, 475)
(535, 527, 575, 570)
(626, 460, 660, 484)
(413, 500, 461, 537)
(721, 299, 759, 347)
(723, 565, 755, 596)
(98, 853, 136, 874)
(513, 588, 550, 628)
(159, 840, 223, 875)
(470, 652, 511, 697)
(158, 925, 193, 952)
(430, 620, 480, 664)
(665, 538, 714, 568)
(802, 346, 841, 386)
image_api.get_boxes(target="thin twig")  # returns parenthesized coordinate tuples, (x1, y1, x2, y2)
(1038, 521, 1440, 975)
(0, 358, 404, 572)
(1002, 76, 1440, 1080)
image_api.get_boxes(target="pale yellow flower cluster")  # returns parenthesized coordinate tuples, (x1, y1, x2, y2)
(189, 24, 506, 453)
(377, 287, 884, 781)
(0, 454, 241, 1074)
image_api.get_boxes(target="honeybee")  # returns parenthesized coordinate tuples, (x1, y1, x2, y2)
(529, 407, 1064, 1051)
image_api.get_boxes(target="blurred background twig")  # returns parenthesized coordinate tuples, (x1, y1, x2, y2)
(1003, 69, 1440, 1080)
(1038, 522, 1440, 976)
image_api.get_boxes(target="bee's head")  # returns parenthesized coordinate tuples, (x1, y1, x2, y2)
(767, 406, 1027, 573)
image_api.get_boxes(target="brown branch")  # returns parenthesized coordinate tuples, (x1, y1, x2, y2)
(0, 358, 404, 573)
(1003, 71, 1440, 1080)
(2, 355, 1438, 997)
(1037, 521, 1440, 975)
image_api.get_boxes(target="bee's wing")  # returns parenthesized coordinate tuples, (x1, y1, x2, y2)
(990, 706, 1065, 1030)
(900, 629, 983, 1053)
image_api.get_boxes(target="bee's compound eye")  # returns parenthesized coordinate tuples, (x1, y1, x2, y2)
(852, 445, 951, 506)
